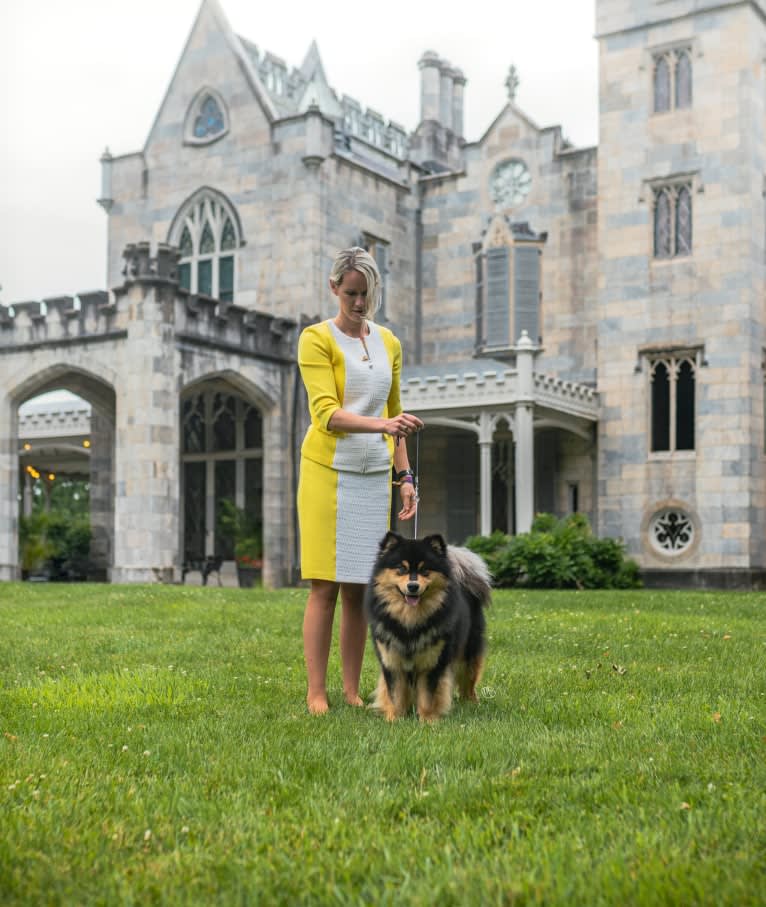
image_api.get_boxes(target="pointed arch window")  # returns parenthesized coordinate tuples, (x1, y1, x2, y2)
(647, 350, 699, 454)
(184, 88, 230, 146)
(652, 181, 693, 259)
(652, 46, 692, 113)
(171, 191, 242, 303)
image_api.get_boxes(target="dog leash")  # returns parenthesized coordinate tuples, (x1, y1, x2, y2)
(413, 429, 420, 539)
(395, 427, 421, 538)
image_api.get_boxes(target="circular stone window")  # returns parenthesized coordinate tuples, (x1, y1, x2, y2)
(489, 159, 532, 208)
(648, 508, 695, 557)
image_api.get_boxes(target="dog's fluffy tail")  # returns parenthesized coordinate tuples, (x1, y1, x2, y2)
(447, 546, 492, 607)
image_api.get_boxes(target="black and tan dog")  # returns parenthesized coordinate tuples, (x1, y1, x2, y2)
(364, 531, 492, 722)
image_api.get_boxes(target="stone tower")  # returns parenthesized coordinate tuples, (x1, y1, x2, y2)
(596, 0, 766, 582)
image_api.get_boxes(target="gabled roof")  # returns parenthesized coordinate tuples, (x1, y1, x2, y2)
(144, 0, 277, 150)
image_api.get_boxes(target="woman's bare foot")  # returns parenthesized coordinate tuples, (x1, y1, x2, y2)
(307, 693, 329, 715)
(344, 693, 364, 707)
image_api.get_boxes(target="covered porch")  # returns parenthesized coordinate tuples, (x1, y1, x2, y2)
(399, 334, 599, 542)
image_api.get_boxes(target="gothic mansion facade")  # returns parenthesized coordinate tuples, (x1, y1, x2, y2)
(2, 0, 765, 587)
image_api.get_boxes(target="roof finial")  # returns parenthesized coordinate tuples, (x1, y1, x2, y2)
(505, 64, 520, 102)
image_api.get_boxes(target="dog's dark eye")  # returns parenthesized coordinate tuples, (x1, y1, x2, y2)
(420, 569, 430, 577)
(396, 566, 408, 576)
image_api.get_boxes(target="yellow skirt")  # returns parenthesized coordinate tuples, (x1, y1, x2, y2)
(298, 457, 392, 583)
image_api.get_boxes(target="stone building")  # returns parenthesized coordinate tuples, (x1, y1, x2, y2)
(1, 0, 764, 587)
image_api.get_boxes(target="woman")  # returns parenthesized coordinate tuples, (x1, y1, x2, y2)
(297, 247, 424, 714)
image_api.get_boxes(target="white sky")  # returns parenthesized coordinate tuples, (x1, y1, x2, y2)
(0, 0, 598, 305)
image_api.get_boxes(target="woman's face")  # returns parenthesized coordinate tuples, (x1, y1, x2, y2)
(330, 269, 368, 325)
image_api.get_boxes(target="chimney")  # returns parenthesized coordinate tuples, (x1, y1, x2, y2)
(452, 68, 466, 138)
(418, 50, 441, 123)
(439, 62, 455, 132)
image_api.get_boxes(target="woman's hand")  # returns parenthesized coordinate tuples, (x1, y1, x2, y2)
(382, 412, 424, 440)
(397, 481, 418, 522)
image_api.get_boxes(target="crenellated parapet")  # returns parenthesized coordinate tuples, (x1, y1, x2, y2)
(0, 291, 115, 350)
(0, 244, 298, 362)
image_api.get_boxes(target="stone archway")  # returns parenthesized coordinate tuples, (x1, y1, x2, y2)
(180, 376, 265, 563)
(8, 365, 117, 580)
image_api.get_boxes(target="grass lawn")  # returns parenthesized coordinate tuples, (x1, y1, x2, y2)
(1, 583, 765, 906)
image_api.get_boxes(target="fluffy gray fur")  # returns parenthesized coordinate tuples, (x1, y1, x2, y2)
(446, 546, 492, 606)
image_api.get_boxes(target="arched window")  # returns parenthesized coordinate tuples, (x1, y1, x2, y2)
(648, 353, 697, 454)
(675, 49, 692, 109)
(170, 191, 241, 303)
(653, 188, 672, 258)
(652, 46, 692, 114)
(675, 185, 692, 255)
(653, 55, 671, 113)
(653, 182, 693, 259)
(184, 88, 229, 145)
(194, 96, 225, 139)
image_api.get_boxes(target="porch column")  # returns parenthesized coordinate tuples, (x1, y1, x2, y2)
(514, 331, 536, 534)
(478, 412, 493, 536)
(0, 392, 19, 579)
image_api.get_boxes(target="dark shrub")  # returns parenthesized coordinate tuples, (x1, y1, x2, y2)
(465, 513, 641, 589)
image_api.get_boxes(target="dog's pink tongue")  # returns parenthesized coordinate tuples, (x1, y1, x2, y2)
(405, 595, 419, 607)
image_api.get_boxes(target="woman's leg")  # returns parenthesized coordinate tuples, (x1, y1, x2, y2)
(340, 582, 368, 706)
(303, 579, 339, 714)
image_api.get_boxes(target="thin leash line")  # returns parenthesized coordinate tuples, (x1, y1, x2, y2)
(413, 429, 420, 539)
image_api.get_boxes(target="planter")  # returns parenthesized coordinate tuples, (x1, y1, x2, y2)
(237, 563, 262, 588)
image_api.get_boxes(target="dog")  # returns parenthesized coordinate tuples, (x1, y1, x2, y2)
(364, 531, 492, 722)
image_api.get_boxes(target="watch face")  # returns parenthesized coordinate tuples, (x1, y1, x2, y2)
(490, 159, 532, 208)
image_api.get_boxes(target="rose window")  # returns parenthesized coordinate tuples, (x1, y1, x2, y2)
(649, 508, 694, 556)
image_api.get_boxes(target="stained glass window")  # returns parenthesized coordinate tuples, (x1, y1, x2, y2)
(193, 95, 225, 139)
(173, 192, 240, 301)
(653, 188, 672, 258)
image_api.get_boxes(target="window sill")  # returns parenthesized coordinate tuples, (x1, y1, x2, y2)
(648, 450, 696, 461)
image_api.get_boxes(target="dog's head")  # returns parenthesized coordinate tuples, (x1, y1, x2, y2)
(371, 532, 451, 621)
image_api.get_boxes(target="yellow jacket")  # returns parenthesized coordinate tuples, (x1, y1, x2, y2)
(298, 320, 403, 471)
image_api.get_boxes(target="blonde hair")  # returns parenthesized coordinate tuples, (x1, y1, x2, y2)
(328, 247, 382, 316)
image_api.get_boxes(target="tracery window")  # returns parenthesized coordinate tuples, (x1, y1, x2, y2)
(171, 191, 240, 302)
(184, 88, 229, 145)
(653, 47, 692, 113)
(194, 96, 225, 139)
(653, 182, 692, 258)
(647, 352, 697, 454)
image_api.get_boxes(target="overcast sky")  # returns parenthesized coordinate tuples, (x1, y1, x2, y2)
(0, 0, 598, 305)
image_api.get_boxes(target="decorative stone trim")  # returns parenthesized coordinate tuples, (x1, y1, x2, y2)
(642, 500, 701, 562)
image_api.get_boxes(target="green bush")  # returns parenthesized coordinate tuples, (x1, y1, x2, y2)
(466, 513, 641, 590)
(19, 512, 91, 580)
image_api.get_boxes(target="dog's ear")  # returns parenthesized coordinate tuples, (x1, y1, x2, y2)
(379, 531, 403, 553)
(424, 534, 447, 558)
